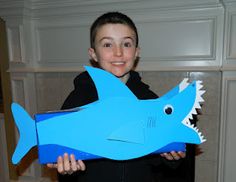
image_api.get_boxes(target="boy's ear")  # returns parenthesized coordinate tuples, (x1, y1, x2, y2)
(88, 48, 98, 62)
(135, 47, 140, 59)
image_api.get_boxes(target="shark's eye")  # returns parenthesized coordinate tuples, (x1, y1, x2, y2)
(164, 105, 173, 115)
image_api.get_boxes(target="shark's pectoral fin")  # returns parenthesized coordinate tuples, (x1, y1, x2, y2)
(107, 122, 145, 144)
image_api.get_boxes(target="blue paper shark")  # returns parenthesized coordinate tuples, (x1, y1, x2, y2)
(11, 66, 206, 164)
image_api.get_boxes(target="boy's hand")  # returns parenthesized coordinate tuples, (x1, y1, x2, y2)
(160, 151, 186, 160)
(47, 153, 86, 175)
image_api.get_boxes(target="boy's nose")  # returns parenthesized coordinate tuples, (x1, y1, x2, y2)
(114, 46, 123, 57)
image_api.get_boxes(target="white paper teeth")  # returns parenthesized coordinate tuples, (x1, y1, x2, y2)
(179, 78, 189, 92)
(192, 108, 197, 115)
(195, 102, 201, 109)
(181, 79, 206, 143)
(196, 83, 203, 90)
(183, 117, 191, 125)
(188, 113, 193, 120)
(199, 90, 205, 96)
(200, 133, 206, 142)
(183, 120, 206, 143)
(197, 96, 204, 102)
(194, 129, 203, 142)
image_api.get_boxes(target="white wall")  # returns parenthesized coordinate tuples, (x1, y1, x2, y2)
(0, 0, 236, 181)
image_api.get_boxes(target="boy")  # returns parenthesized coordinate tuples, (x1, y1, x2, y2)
(47, 12, 186, 182)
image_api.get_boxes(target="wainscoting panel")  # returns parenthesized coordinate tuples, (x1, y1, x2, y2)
(219, 72, 236, 182)
(36, 25, 90, 64)
(32, 4, 224, 71)
(7, 25, 25, 63)
(223, 3, 236, 69)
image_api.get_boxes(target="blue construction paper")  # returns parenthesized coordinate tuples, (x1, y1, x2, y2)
(11, 66, 206, 164)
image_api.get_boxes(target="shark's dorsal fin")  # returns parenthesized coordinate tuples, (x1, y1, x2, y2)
(85, 66, 137, 100)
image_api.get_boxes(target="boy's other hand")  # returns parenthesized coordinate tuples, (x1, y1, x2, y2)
(160, 151, 186, 160)
(47, 153, 86, 175)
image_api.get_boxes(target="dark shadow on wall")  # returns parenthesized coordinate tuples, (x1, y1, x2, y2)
(0, 17, 18, 179)
(0, 77, 3, 112)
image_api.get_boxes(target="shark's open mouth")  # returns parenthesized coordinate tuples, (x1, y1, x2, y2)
(180, 79, 206, 143)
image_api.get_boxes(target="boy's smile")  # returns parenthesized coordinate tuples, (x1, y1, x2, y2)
(89, 24, 140, 82)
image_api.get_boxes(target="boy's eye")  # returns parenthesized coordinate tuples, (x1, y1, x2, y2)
(103, 43, 112, 48)
(123, 42, 132, 47)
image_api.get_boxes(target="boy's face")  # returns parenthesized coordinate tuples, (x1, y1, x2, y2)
(89, 24, 140, 81)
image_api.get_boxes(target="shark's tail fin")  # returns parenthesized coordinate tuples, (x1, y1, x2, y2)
(11, 103, 37, 164)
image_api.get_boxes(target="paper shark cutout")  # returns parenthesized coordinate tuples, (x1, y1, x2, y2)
(11, 66, 206, 164)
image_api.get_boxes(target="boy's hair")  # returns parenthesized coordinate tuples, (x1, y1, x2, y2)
(90, 12, 139, 49)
